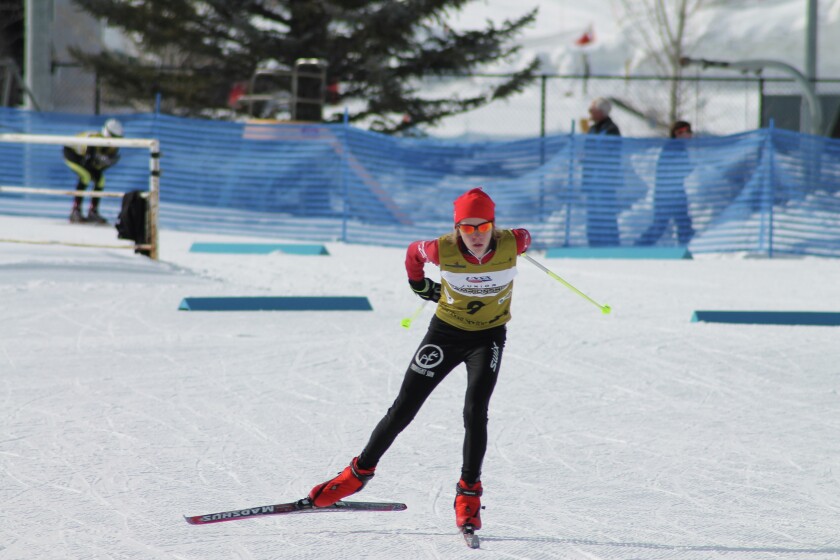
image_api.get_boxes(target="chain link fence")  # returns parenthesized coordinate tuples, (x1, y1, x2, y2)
(433, 73, 840, 138)
(542, 74, 765, 138)
(45, 62, 840, 138)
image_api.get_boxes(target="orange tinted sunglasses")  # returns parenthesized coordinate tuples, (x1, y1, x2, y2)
(457, 221, 493, 234)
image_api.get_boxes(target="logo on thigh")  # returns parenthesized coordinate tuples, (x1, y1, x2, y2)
(411, 344, 444, 377)
(490, 341, 500, 371)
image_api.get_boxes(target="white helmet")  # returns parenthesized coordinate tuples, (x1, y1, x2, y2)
(102, 118, 124, 138)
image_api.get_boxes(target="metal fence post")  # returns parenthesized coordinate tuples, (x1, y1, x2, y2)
(767, 121, 775, 258)
(538, 134, 545, 220)
(758, 121, 775, 257)
(538, 75, 547, 219)
(757, 77, 765, 129)
(341, 107, 349, 243)
(540, 75, 546, 138)
(564, 120, 576, 246)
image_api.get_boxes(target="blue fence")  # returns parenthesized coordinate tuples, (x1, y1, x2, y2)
(1, 107, 839, 256)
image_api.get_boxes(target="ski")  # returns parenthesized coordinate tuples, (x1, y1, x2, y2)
(184, 498, 406, 525)
(461, 524, 480, 549)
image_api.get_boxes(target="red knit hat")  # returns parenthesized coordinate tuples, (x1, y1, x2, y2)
(453, 188, 495, 224)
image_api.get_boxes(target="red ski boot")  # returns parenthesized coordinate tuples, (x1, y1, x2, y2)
(454, 479, 483, 529)
(308, 457, 375, 508)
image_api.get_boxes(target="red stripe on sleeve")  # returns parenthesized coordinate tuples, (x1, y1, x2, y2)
(405, 239, 440, 281)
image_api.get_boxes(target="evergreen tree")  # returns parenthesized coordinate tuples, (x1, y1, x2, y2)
(70, 0, 539, 133)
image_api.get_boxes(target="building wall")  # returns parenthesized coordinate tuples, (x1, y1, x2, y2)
(26, 0, 102, 112)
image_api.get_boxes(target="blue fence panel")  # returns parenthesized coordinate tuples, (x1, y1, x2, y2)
(767, 129, 840, 257)
(1, 107, 839, 257)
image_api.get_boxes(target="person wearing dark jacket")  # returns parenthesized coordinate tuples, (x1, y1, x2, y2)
(587, 97, 621, 136)
(636, 121, 695, 246)
(583, 97, 622, 246)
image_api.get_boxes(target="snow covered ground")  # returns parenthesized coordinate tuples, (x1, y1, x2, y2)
(2, 215, 840, 559)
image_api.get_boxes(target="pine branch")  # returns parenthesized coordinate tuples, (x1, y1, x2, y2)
(70, 0, 539, 133)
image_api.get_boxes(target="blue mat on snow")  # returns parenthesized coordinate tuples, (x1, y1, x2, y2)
(545, 247, 692, 259)
(189, 242, 329, 255)
(691, 311, 840, 326)
(179, 296, 372, 311)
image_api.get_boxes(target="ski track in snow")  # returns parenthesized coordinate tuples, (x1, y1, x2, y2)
(1, 216, 839, 559)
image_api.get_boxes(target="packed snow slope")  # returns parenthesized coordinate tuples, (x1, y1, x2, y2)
(1, 216, 839, 559)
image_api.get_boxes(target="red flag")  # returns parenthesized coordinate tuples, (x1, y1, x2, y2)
(326, 81, 340, 104)
(575, 26, 595, 46)
(227, 81, 248, 108)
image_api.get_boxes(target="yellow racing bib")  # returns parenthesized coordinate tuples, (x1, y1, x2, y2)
(435, 230, 518, 331)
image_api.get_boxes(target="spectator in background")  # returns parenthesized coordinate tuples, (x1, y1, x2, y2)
(582, 97, 621, 246)
(636, 120, 695, 246)
(63, 118, 123, 224)
(586, 97, 621, 136)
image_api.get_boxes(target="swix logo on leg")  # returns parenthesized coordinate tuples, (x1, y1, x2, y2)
(489, 342, 499, 372)
(411, 344, 444, 377)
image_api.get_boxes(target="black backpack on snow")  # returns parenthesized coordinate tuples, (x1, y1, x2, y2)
(115, 190, 150, 256)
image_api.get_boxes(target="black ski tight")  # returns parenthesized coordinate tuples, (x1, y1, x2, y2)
(358, 316, 506, 484)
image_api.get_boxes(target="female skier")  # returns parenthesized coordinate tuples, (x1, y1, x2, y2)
(308, 187, 531, 533)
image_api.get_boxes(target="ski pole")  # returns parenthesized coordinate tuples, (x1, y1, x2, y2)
(401, 300, 429, 329)
(522, 253, 612, 314)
